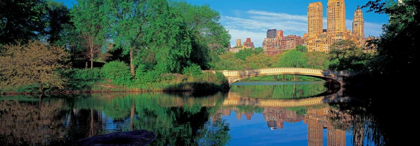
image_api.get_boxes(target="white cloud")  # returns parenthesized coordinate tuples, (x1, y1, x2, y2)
(247, 10, 307, 22)
(222, 10, 385, 47)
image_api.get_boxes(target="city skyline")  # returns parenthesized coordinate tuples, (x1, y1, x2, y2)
(56, 0, 388, 48)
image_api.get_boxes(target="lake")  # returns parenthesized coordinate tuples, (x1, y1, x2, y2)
(0, 81, 379, 145)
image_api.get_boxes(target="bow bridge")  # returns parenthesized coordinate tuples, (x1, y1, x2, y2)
(206, 68, 358, 86)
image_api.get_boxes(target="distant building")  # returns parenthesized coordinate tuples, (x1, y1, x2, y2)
(267, 29, 277, 38)
(262, 29, 304, 55)
(229, 38, 255, 53)
(363, 36, 379, 53)
(308, 2, 323, 38)
(229, 39, 243, 53)
(236, 39, 242, 47)
(243, 38, 255, 49)
(353, 6, 365, 47)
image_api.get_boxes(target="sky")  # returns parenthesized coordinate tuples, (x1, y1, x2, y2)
(57, 0, 389, 47)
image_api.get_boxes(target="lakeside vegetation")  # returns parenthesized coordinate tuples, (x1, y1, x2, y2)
(0, 0, 231, 94)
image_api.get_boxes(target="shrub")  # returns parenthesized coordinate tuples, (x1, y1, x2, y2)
(67, 68, 102, 79)
(102, 61, 131, 85)
(182, 64, 202, 77)
(215, 72, 228, 84)
(136, 69, 161, 83)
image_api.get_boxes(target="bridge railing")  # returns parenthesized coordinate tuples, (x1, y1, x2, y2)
(205, 68, 358, 78)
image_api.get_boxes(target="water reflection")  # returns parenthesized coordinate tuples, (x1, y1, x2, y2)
(0, 82, 381, 146)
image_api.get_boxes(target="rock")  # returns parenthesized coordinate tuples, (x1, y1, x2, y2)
(76, 130, 156, 146)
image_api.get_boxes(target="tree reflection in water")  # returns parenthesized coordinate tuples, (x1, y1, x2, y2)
(0, 85, 391, 146)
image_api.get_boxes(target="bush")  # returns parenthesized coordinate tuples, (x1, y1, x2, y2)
(136, 69, 161, 83)
(102, 61, 131, 85)
(182, 64, 202, 77)
(67, 68, 102, 79)
(215, 72, 228, 84)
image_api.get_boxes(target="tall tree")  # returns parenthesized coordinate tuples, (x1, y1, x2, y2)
(43, 1, 71, 44)
(71, 0, 107, 69)
(105, 0, 147, 77)
(144, 0, 192, 73)
(0, 0, 46, 45)
(171, 2, 231, 68)
(364, 0, 420, 77)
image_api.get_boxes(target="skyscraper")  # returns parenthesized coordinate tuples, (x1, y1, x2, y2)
(306, 0, 364, 52)
(327, 0, 346, 35)
(352, 5, 365, 47)
(308, 2, 323, 38)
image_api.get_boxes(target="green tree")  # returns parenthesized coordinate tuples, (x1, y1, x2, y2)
(0, 0, 46, 45)
(0, 41, 69, 92)
(296, 45, 308, 53)
(364, 0, 419, 77)
(43, 1, 71, 44)
(235, 48, 262, 61)
(143, 0, 192, 73)
(71, 0, 107, 69)
(105, 0, 147, 77)
(276, 50, 307, 68)
(244, 53, 275, 69)
(328, 40, 371, 71)
(306, 52, 329, 69)
(171, 2, 231, 68)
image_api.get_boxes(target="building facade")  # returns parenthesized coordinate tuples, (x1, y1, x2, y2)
(262, 29, 304, 55)
(243, 38, 255, 49)
(306, 0, 365, 52)
(308, 2, 323, 39)
(267, 29, 277, 38)
(353, 6, 365, 47)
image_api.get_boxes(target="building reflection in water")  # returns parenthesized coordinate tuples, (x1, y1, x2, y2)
(212, 106, 355, 146)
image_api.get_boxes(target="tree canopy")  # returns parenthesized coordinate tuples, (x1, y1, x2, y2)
(0, 0, 46, 45)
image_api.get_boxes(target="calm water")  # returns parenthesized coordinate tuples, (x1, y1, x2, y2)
(0, 81, 380, 145)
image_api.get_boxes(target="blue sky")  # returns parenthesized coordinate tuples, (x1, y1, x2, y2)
(58, 0, 388, 47)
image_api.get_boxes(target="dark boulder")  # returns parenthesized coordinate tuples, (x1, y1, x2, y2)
(76, 130, 156, 146)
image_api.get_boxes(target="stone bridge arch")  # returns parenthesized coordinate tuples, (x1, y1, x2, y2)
(209, 68, 357, 87)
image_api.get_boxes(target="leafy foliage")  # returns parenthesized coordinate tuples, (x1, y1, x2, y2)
(171, 1, 231, 68)
(71, 0, 107, 69)
(364, 0, 420, 77)
(182, 64, 202, 78)
(276, 49, 308, 68)
(328, 40, 372, 71)
(296, 45, 308, 53)
(235, 48, 263, 61)
(43, 1, 72, 44)
(101, 61, 131, 85)
(0, 0, 46, 45)
(0, 41, 69, 91)
(66, 68, 102, 80)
